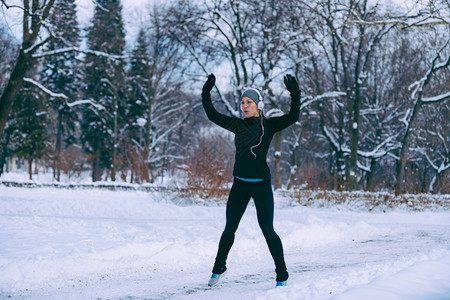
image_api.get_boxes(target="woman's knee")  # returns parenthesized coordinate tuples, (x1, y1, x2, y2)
(223, 224, 239, 235)
(260, 226, 277, 240)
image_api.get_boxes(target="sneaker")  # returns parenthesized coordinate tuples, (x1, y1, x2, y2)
(276, 280, 287, 287)
(208, 270, 227, 286)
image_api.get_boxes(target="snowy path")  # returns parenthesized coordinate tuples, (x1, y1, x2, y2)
(0, 186, 449, 299)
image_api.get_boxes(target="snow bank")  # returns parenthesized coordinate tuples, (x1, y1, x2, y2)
(330, 254, 450, 300)
(1, 186, 449, 299)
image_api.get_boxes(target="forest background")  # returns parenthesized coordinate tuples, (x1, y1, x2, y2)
(0, 0, 448, 196)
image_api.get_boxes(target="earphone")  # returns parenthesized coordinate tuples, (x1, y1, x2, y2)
(258, 100, 264, 110)
(249, 88, 264, 111)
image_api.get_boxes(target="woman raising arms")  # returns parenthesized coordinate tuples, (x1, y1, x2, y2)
(201, 74, 301, 287)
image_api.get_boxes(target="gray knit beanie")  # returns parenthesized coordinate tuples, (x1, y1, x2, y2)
(241, 88, 261, 104)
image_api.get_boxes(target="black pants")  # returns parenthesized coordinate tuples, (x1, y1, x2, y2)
(212, 178, 288, 281)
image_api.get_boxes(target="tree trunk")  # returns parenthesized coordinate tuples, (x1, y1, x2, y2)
(366, 158, 377, 192)
(348, 99, 360, 191)
(348, 84, 361, 191)
(287, 135, 300, 190)
(286, 151, 298, 190)
(142, 97, 152, 183)
(55, 111, 63, 181)
(394, 100, 422, 195)
(0, 50, 32, 140)
(28, 156, 33, 180)
(394, 45, 449, 195)
(111, 98, 118, 182)
(92, 147, 102, 182)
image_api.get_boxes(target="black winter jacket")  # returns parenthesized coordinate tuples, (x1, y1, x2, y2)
(202, 91, 300, 181)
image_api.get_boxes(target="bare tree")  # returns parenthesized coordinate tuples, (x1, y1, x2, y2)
(296, 0, 398, 190)
(394, 38, 450, 195)
(125, 5, 200, 183)
(412, 103, 449, 193)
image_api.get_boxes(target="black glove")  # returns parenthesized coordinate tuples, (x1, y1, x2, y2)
(202, 73, 216, 94)
(284, 74, 300, 95)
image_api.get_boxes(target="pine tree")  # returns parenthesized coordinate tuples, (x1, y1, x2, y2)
(81, 0, 126, 182)
(0, 24, 19, 175)
(41, 0, 81, 181)
(5, 82, 50, 180)
(126, 28, 151, 182)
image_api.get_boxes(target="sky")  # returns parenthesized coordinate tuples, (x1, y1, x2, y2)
(76, 0, 162, 47)
(0, 0, 164, 48)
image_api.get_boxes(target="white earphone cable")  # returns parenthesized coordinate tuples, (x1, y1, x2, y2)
(250, 113, 264, 159)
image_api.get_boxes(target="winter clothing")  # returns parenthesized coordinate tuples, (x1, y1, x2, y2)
(212, 178, 289, 282)
(283, 74, 300, 95)
(202, 76, 300, 181)
(276, 280, 287, 287)
(201, 73, 300, 283)
(241, 88, 262, 106)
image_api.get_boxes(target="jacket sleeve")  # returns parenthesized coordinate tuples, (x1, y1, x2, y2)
(202, 91, 239, 133)
(267, 91, 301, 132)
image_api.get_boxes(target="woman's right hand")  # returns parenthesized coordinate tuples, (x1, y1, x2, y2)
(202, 73, 216, 94)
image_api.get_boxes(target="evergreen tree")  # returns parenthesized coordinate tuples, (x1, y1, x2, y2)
(126, 28, 151, 182)
(0, 24, 19, 175)
(81, 0, 126, 182)
(5, 82, 50, 180)
(128, 28, 151, 125)
(42, 0, 81, 181)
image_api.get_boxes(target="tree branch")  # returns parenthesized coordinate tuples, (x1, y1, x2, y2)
(23, 77, 67, 100)
(422, 91, 450, 104)
(350, 17, 449, 27)
(32, 46, 127, 60)
(23, 77, 105, 110)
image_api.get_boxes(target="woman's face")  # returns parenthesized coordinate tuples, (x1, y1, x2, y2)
(241, 97, 260, 118)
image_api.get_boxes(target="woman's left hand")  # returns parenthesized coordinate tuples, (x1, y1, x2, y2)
(284, 74, 300, 94)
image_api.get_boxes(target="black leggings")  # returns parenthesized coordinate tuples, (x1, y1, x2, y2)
(212, 178, 288, 281)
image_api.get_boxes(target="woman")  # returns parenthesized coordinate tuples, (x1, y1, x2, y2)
(201, 73, 300, 287)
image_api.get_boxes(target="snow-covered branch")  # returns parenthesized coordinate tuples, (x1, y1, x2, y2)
(149, 103, 192, 150)
(356, 136, 399, 159)
(412, 147, 450, 174)
(23, 77, 68, 100)
(91, 0, 110, 13)
(23, 77, 105, 111)
(422, 91, 450, 104)
(323, 126, 341, 152)
(349, 16, 449, 27)
(357, 161, 371, 172)
(66, 100, 105, 111)
(409, 39, 450, 100)
(24, 36, 52, 55)
(32, 46, 126, 60)
(300, 91, 346, 110)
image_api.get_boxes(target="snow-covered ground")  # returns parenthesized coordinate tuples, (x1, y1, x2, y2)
(0, 185, 449, 299)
